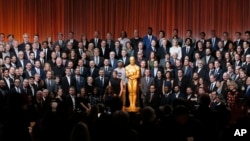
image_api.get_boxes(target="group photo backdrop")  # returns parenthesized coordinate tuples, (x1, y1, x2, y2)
(0, 0, 250, 42)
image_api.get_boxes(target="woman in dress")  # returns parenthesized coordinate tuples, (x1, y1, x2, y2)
(86, 43, 94, 59)
(147, 51, 157, 70)
(125, 41, 134, 57)
(169, 39, 182, 60)
(78, 88, 91, 114)
(162, 71, 174, 94)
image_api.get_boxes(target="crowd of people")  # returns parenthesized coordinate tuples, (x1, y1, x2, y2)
(0, 27, 250, 141)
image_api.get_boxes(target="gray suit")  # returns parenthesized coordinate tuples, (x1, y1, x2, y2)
(140, 76, 155, 106)
(45, 79, 56, 93)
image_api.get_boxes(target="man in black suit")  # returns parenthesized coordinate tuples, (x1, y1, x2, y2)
(52, 57, 65, 78)
(243, 54, 250, 76)
(196, 31, 207, 45)
(130, 29, 142, 50)
(160, 86, 173, 106)
(202, 48, 215, 68)
(65, 31, 78, 49)
(94, 69, 109, 97)
(74, 68, 85, 94)
(173, 69, 190, 94)
(182, 59, 193, 80)
(208, 29, 221, 52)
(53, 32, 66, 50)
(195, 60, 207, 79)
(232, 53, 242, 69)
(243, 41, 250, 56)
(24, 62, 36, 79)
(182, 38, 194, 62)
(77, 60, 89, 78)
(145, 84, 160, 110)
(21, 79, 32, 96)
(208, 74, 217, 93)
(221, 32, 233, 51)
(214, 60, 224, 81)
(88, 60, 99, 79)
(91, 48, 104, 68)
(233, 32, 244, 48)
(41, 41, 51, 61)
(10, 40, 20, 57)
(106, 32, 115, 50)
(112, 40, 122, 59)
(65, 87, 79, 114)
(11, 78, 22, 94)
(150, 60, 162, 78)
(16, 51, 29, 69)
(90, 31, 102, 48)
(2, 68, 14, 91)
(171, 85, 186, 101)
(120, 49, 130, 67)
(61, 68, 76, 94)
(101, 59, 113, 78)
(99, 40, 110, 59)
(18, 33, 32, 51)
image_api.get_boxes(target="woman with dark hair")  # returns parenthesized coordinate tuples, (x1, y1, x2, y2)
(125, 41, 134, 57)
(68, 49, 78, 68)
(162, 71, 174, 93)
(80, 34, 89, 50)
(118, 30, 130, 49)
(147, 51, 157, 70)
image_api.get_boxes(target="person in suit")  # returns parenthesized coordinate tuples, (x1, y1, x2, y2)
(11, 78, 22, 94)
(99, 40, 110, 59)
(74, 67, 85, 94)
(168, 29, 183, 47)
(182, 38, 195, 62)
(79, 34, 89, 50)
(21, 78, 33, 96)
(77, 59, 89, 78)
(91, 48, 104, 68)
(185, 86, 198, 106)
(94, 69, 109, 97)
(146, 39, 159, 60)
(112, 40, 122, 59)
(41, 41, 51, 61)
(53, 32, 66, 50)
(145, 84, 161, 110)
(140, 69, 155, 107)
(109, 51, 118, 69)
(33, 60, 46, 80)
(160, 86, 173, 106)
(90, 31, 102, 48)
(143, 27, 157, 52)
(24, 62, 36, 79)
(44, 70, 56, 94)
(106, 32, 115, 50)
(195, 60, 207, 79)
(158, 38, 171, 59)
(130, 29, 143, 50)
(18, 33, 32, 51)
(171, 85, 186, 101)
(139, 60, 147, 77)
(54, 44, 62, 58)
(134, 41, 146, 59)
(101, 59, 113, 78)
(51, 57, 65, 78)
(10, 40, 20, 57)
(31, 43, 40, 60)
(61, 68, 76, 94)
(208, 29, 221, 52)
(135, 51, 146, 66)
(221, 32, 233, 51)
(150, 60, 163, 78)
(173, 69, 190, 94)
(196, 31, 207, 46)
(208, 74, 218, 93)
(182, 59, 193, 80)
(2, 68, 14, 91)
(159, 53, 170, 69)
(119, 49, 130, 67)
(183, 29, 196, 47)
(87, 60, 99, 80)
(65, 86, 79, 114)
(233, 32, 244, 48)
(202, 48, 215, 68)
(214, 60, 224, 81)
(232, 53, 242, 69)
(243, 41, 250, 56)
(245, 77, 250, 98)
(65, 32, 78, 49)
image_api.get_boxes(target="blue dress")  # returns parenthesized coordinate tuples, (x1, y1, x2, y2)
(164, 80, 172, 88)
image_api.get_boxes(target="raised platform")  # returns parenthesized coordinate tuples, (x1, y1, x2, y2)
(123, 106, 140, 113)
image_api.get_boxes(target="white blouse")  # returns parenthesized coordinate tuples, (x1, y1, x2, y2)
(169, 46, 182, 60)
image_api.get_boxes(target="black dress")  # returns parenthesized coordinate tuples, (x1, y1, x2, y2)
(110, 77, 121, 95)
